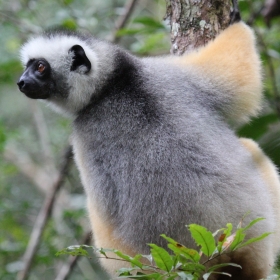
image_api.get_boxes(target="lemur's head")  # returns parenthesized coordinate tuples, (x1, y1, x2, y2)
(17, 32, 113, 115)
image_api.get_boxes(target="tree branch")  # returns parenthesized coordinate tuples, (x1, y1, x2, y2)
(54, 231, 92, 280)
(111, 0, 139, 43)
(16, 146, 73, 280)
(4, 146, 56, 194)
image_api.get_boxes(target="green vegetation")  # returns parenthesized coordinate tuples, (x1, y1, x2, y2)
(1, 0, 280, 279)
(56, 218, 273, 279)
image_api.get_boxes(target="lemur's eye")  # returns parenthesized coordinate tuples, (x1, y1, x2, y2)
(37, 63, 45, 73)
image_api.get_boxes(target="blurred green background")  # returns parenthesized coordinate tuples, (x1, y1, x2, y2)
(0, 0, 280, 279)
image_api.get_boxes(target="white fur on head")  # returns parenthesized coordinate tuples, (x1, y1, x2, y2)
(20, 34, 114, 116)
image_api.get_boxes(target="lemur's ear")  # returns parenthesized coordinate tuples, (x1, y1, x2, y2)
(69, 45, 91, 73)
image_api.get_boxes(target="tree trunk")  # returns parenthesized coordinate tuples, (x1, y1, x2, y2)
(165, 0, 232, 54)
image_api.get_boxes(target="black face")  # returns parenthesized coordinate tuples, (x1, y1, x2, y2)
(17, 59, 54, 99)
(17, 44, 91, 100)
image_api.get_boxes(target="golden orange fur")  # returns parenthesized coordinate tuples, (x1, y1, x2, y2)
(170, 22, 262, 125)
(240, 138, 280, 257)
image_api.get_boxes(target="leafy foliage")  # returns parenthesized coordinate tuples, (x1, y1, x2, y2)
(1, 0, 280, 279)
(57, 218, 271, 279)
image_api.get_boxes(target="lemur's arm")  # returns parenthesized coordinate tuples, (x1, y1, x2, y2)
(170, 0, 262, 125)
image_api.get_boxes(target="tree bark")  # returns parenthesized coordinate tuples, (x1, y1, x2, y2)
(165, 0, 232, 54)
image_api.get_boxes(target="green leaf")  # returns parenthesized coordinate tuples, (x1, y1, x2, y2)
(242, 217, 265, 232)
(55, 245, 89, 257)
(180, 262, 205, 273)
(207, 262, 242, 273)
(96, 247, 114, 257)
(118, 271, 133, 276)
(237, 232, 272, 249)
(64, 0, 74, 5)
(217, 223, 233, 253)
(62, 18, 77, 30)
(161, 234, 200, 262)
(117, 273, 162, 279)
(117, 267, 135, 276)
(166, 275, 179, 280)
(224, 224, 232, 237)
(160, 234, 179, 245)
(149, 244, 173, 272)
(188, 224, 216, 257)
(114, 250, 143, 268)
(167, 244, 200, 263)
(229, 229, 245, 251)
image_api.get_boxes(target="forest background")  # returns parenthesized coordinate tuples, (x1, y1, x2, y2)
(1, 0, 280, 279)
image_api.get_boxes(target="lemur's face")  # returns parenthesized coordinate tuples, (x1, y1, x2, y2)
(17, 41, 92, 101)
(17, 58, 54, 99)
(17, 33, 113, 115)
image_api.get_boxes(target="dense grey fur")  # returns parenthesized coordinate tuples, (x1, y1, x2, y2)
(73, 58, 274, 249)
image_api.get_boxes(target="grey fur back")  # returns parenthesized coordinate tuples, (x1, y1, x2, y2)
(72, 57, 274, 253)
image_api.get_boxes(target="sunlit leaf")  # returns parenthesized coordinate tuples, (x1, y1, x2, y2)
(180, 262, 206, 273)
(207, 262, 241, 273)
(161, 234, 200, 263)
(168, 244, 200, 263)
(229, 229, 245, 251)
(237, 232, 272, 249)
(217, 223, 233, 253)
(114, 250, 143, 268)
(149, 244, 173, 272)
(188, 224, 216, 257)
(242, 217, 265, 231)
(55, 245, 89, 257)
(62, 18, 77, 30)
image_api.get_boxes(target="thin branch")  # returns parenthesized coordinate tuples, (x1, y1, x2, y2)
(17, 146, 73, 280)
(4, 146, 56, 194)
(0, 10, 22, 25)
(55, 231, 92, 280)
(111, 0, 139, 43)
(0, 10, 42, 35)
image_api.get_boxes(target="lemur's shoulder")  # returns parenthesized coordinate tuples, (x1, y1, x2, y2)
(168, 22, 263, 125)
